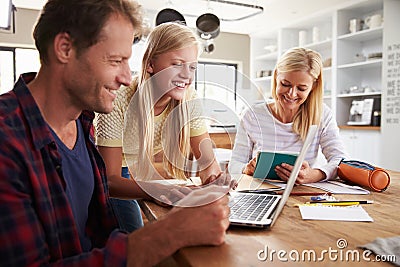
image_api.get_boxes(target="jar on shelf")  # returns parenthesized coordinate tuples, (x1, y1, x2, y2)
(372, 111, 381, 126)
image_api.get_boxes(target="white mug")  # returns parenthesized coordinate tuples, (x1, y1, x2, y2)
(365, 14, 382, 29)
(349, 18, 362, 33)
(299, 30, 307, 46)
(312, 26, 320, 43)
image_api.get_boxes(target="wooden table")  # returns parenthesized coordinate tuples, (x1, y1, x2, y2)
(141, 172, 400, 266)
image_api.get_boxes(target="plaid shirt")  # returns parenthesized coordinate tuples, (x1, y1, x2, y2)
(0, 73, 127, 266)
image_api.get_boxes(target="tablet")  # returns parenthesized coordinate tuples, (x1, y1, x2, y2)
(253, 151, 299, 180)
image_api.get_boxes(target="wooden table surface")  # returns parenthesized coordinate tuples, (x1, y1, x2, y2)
(141, 172, 400, 266)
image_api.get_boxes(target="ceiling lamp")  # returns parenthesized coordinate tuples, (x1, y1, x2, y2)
(155, 8, 186, 26)
(196, 13, 220, 53)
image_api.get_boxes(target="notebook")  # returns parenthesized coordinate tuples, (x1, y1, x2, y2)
(253, 150, 299, 180)
(229, 125, 318, 228)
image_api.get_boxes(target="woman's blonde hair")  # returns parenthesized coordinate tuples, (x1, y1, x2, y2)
(271, 47, 323, 140)
(132, 22, 201, 180)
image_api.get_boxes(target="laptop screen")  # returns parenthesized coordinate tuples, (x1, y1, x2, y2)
(270, 124, 318, 227)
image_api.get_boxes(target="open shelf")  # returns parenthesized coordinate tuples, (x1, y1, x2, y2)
(337, 92, 381, 98)
(337, 26, 383, 42)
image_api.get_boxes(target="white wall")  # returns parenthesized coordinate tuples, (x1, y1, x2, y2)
(0, 8, 39, 47)
(381, 0, 400, 171)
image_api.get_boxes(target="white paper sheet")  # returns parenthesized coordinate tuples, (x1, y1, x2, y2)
(299, 205, 373, 222)
(303, 181, 370, 194)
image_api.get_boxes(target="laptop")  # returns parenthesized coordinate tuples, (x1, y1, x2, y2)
(229, 125, 318, 228)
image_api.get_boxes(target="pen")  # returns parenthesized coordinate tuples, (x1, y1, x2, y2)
(307, 200, 373, 204)
(289, 192, 332, 196)
(238, 189, 278, 194)
(238, 190, 332, 196)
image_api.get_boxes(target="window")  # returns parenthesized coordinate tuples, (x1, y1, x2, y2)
(129, 41, 146, 74)
(0, 47, 15, 94)
(195, 62, 237, 111)
(0, 47, 40, 95)
(15, 48, 40, 78)
(194, 61, 240, 127)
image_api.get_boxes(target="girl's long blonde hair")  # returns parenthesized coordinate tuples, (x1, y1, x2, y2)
(271, 47, 323, 141)
(130, 22, 201, 180)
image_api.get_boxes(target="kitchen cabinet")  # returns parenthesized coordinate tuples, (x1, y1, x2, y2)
(250, 0, 383, 125)
(339, 127, 381, 166)
(250, 33, 279, 100)
(336, 2, 383, 126)
(249, 0, 389, 167)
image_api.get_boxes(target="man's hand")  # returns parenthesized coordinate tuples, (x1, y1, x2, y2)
(126, 185, 231, 267)
(171, 187, 230, 246)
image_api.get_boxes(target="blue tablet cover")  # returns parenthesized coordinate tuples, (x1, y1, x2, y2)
(253, 151, 298, 180)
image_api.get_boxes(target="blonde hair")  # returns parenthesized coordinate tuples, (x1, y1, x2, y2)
(271, 47, 323, 140)
(132, 22, 200, 180)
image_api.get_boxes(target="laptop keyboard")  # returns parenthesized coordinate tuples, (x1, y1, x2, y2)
(229, 194, 278, 222)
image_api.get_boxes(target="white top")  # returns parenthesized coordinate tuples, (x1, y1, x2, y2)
(228, 102, 348, 180)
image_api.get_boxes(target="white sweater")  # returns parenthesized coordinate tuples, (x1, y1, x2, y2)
(228, 102, 348, 180)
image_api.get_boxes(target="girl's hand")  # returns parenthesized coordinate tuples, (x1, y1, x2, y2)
(203, 171, 238, 190)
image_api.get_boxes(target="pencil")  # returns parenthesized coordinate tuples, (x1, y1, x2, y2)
(300, 202, 359, 206)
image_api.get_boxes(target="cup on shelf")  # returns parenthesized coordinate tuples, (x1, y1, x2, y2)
(362, 86, 376, 93)
(263, 45, 277, 53)
(262, 70, 272, 77)
(256, 70, 272, 78)
(365, 14, 382, 29)
(349, 18, 363, 33)
(354, 53, 366, 63)
(372, 111, 381, 126)
(312, 26, 320, 43)
(323, 58, 332, 67)
(298, 30, 307, 47)
(348, 86, 363, 94)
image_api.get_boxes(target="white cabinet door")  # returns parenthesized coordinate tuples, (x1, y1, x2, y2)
(339, 129, 356, 157)
(340, 129, 381, 166)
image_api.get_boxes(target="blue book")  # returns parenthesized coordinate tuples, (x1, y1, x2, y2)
(253, 151, 299, 180)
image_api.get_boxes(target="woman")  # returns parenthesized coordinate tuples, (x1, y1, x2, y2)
(95, 22, 225, 232)
(229, 47, 348, 184)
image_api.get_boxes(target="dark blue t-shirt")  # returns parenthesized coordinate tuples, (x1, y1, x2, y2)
(50, 120, 94, 252)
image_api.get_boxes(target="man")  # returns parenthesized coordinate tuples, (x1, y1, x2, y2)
(0, 0, 230, 266)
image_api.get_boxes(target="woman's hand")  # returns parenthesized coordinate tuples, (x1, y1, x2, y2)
(243, 157, 257, 176)
(275, 161, 326, 184)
